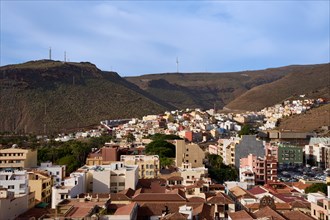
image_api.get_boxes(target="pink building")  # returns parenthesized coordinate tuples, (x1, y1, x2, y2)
(240, 154, 277, 185)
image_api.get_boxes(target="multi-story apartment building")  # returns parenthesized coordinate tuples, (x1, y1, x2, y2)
(278, 143, 303, 168)
(235, 135, 265, 168)
(240, 154, 277, 186)
(179, 163, 208, 185)
(0, 188, 32, 220)
(239, 167, 255, 189)
(120, 155, 159, 179)
(84, 162, 138, 194)
(222, 138, 238, 166)
(175, 140, 205, 168)
(38, 162, 66, 185)
(86, 145, 119, 166)
(0, 169, 29, 195)
(28, 170, 52, 203)
(308, 192, 330, 220)
(51, 171, 87, 208)
(0, 147, 37, 170)
(305, 138, 330, 169)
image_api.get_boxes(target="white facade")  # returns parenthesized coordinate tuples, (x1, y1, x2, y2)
(39, 162, 66, 185)
(51, 171, 86, 208)
(239, 167, 255, 189)
(0, 170, 28, 195)
(82, 162, 138, 194)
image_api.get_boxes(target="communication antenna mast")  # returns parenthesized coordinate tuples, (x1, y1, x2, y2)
(176, 57, 179, 73)
(49, 47, 52, 60)
(64, 51, 67, 62)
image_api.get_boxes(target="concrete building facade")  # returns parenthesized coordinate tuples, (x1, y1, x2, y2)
(175, 140, 205, 168)
(120, 155, 159, 179)
(0, 147, 37, 170)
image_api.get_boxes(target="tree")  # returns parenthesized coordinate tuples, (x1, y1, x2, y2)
(208, 154, 223, 169)
(145, 140, 175, 158)
(160, 157, 174, 168)
(305, 183, 328, 195)
(238, 124, 253, 136)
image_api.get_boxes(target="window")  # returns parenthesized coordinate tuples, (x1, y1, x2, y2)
(195, 160, 197, 163)
(119, 182, 125, 186)
(314, 210, 316, 215)
(150, 164, 154, 169)
(187, 176, 190, 179)
(110, 182, 117, 186)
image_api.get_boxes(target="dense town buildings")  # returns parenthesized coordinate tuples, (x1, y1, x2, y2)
(0, 97, 328, 219)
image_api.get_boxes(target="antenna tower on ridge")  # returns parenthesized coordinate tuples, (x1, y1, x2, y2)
(176, 57, 179, 73)
(49, 47, 52, 60)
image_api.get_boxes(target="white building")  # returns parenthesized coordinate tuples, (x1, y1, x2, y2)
(239, 167, 255, 189)
(0, 169, 28, 195)
(85, 162, 138, 194)
(38, 162, 66, 185)
(51, 171, 87, 208)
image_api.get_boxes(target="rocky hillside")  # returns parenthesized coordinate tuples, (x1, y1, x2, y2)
(126, 63, 329, 111)
(0, 60, 174, 134)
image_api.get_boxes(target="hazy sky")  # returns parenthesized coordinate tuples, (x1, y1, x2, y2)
(1, 1, 329, 76)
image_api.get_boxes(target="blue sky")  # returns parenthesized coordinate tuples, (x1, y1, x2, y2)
(1, 1, 329, 76)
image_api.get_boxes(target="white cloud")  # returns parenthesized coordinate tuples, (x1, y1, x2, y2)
(0, 1, 329, 75)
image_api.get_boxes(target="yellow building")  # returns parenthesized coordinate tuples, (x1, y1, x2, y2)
(175, 140, 205, 168)
(28, 171, 52, 203)
(120, 155, 159, 179)
(0, 147, 37, 170)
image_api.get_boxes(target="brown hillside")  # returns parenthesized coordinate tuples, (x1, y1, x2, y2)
(225, 63, 330, 111)
(126, 64, 329, 110)
(0, 60, 173, 134)
(278, 104, 330, 133)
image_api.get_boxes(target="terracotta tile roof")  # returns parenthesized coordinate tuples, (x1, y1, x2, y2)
(118, 188, 136, 198)
(209, 184, 225, 190)
(187, 197, 205, 203)
(273, 193, 307, 203)
(228, 210, 254, 220)
(253, 206, 286, 220)
(230, 186, 257, 199)
(161, 212, 187, 220)
(248, 186, 268, 195)
(292, 182, 312, 190)
(207, 192, 234, 205)
(167, 176, 184, 181)
(133, 193, 186, 202)
(114, 202, 136, 215)
(245, 202, 291, 211)
(290, 200, 311, 209)
(137, 202, 182, 217)
(282, 210, 314, 220)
